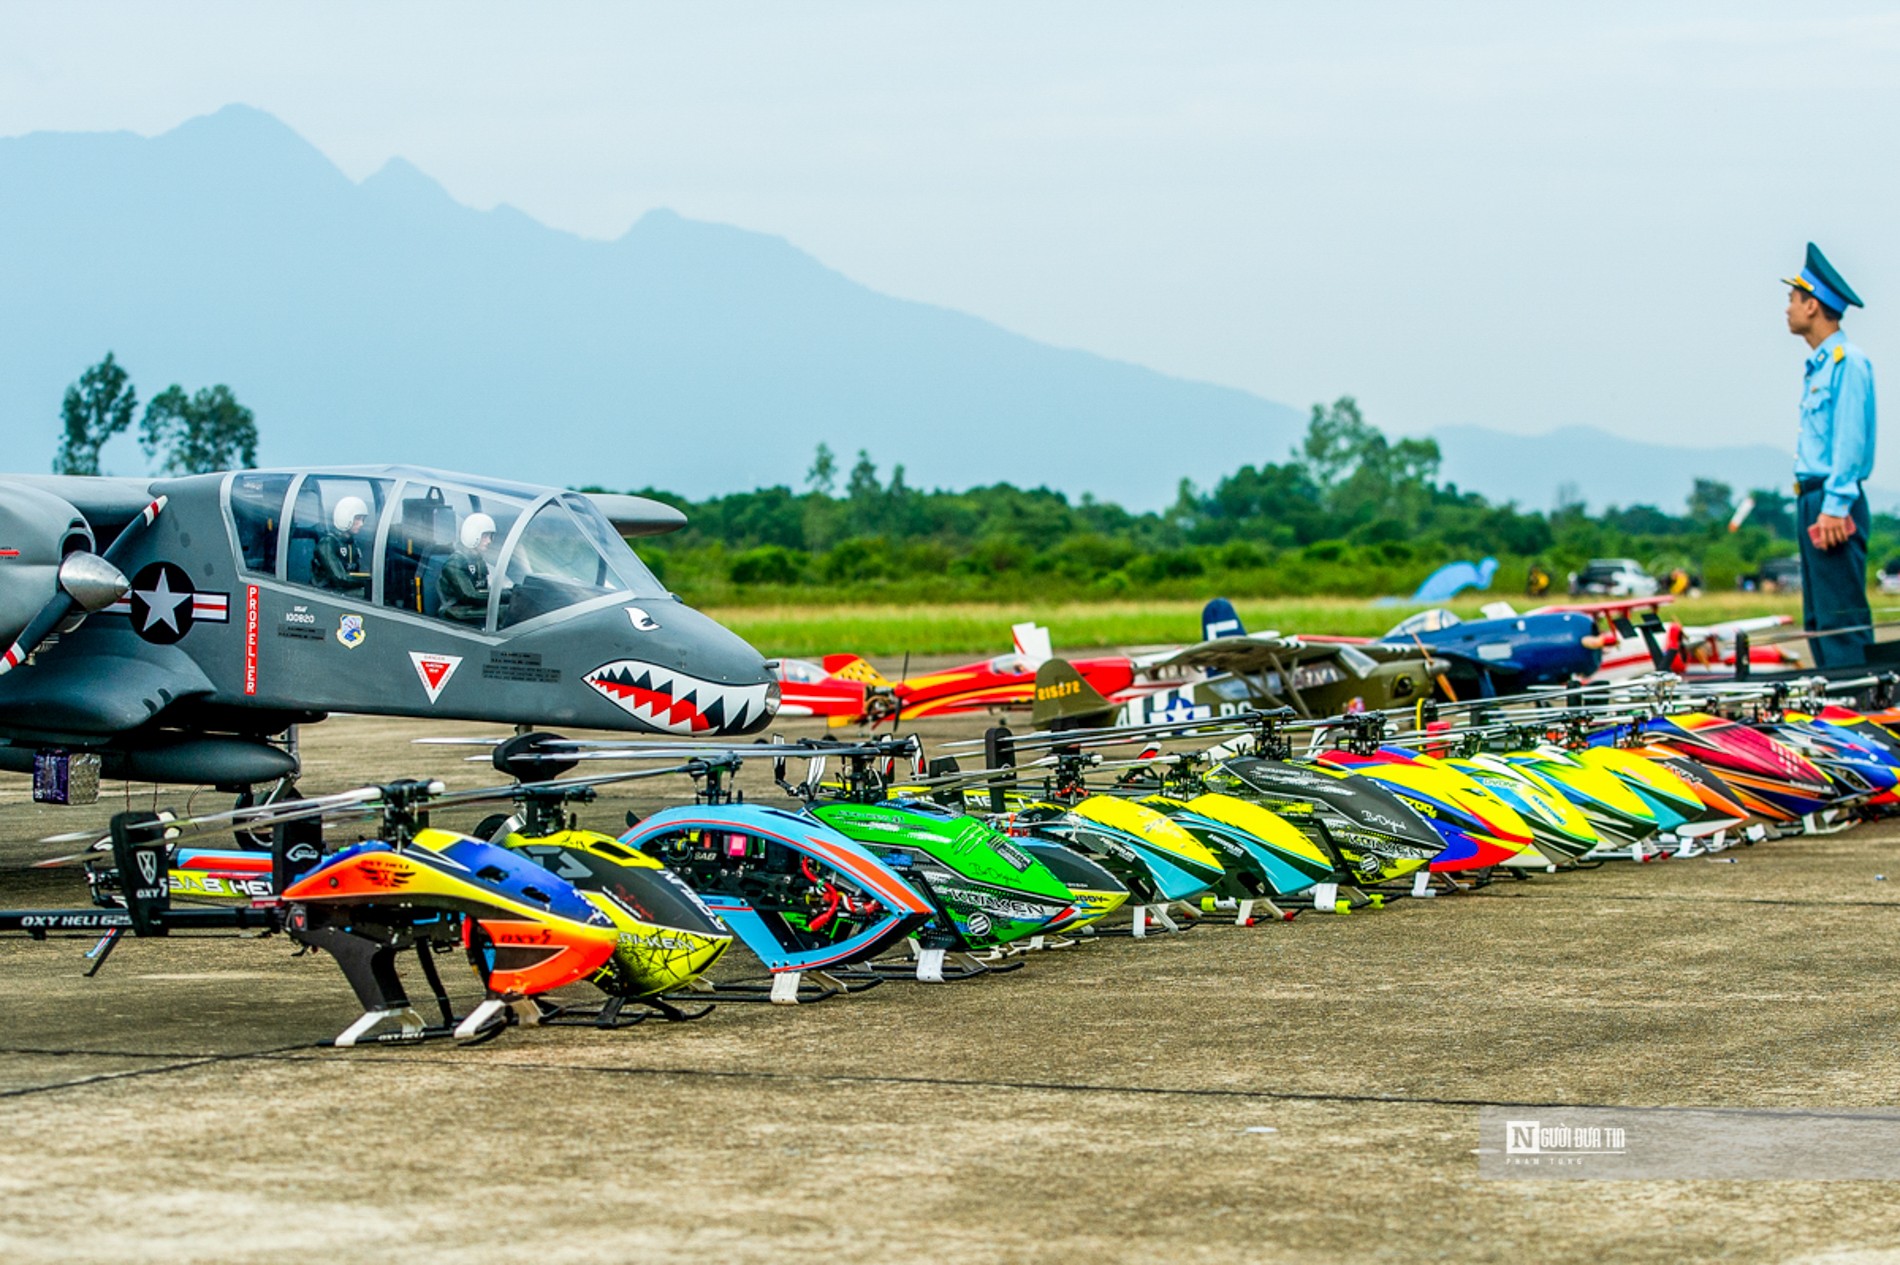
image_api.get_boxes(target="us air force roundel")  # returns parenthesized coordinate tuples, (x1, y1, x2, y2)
(123, 562, 230, 645)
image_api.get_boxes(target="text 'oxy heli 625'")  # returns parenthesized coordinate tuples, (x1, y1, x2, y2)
(0, 465, 778, 799)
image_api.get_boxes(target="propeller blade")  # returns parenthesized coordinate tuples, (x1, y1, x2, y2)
(894, 650, 911, 728)
(99, 496, 168, 564)
(1, 594, 77, 676)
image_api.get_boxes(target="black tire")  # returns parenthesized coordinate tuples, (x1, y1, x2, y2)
(474, 813, 514, 842)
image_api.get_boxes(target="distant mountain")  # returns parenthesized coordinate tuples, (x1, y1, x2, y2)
(0, 105, 1305, 508)
(1430, 424, 1897, 514)
(3, 106, 1840, 518)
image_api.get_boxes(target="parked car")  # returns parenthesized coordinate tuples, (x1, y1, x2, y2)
(1741, 556, 1803, 594)
(1568, 557, 1660, 598)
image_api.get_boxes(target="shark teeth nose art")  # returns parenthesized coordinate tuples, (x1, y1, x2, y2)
(584, 661, 773, 734)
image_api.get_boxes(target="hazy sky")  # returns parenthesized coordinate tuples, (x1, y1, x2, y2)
(3, 2, 1897, 469)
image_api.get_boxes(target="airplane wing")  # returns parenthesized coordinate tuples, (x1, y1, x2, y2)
(1132, 633, 1325, 676)
(1351, 641, 1458, 666)
(1528, 595, 1677, 618)
(581, 493, 689, 537)
(4, 475, 161, 535)
(1684, 614, 1793, 639)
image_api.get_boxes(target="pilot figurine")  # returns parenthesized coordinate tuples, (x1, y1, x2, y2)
(1784, 242, 1877, 668)
(438, 512, 497, 624)
(312, 496, 370, 598)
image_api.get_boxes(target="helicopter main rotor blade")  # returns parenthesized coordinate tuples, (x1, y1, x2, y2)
(941, 708, 1298, 755)
(425, 762, 735, 808)
(484, 736, 916, 765)
(418, 735, 764, 753)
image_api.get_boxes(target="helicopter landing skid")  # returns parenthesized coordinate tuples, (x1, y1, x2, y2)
(1190, 895, 1294, 927)
(303, 928, 502, 1047)
(1093, 902, 1198, 938)
(662, 969, 874, 1006)
(320, 1001, 505, 1049)
(528, 993, 716, 1027)
(837, 946, 1022, 983)
(978, 932, 1088, 957)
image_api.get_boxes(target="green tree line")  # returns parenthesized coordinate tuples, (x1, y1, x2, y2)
(53, 352, 258, 477)
(600, 398, 1886, 603)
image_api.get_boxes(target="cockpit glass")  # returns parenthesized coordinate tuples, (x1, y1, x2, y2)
(1388, 609, 1461, 638)
(380, 481, 526, 626)
(226, 473, 291, 574)
(216, 469, 669, 633)
(286, 475, 393, 599)
(562, 494, 667, 597)
(496, 497, 665, 628)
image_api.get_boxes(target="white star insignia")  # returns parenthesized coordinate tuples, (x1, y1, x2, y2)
(138, 570, 189, 633)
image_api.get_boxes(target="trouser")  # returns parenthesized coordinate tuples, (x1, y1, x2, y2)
(1795, 485, 1872, 669)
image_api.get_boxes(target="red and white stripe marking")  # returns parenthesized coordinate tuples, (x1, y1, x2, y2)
(105, 593, 230, 622)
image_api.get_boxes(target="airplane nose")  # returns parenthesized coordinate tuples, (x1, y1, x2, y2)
(578, 598, 778, 736)
(656, 600, 774, 685)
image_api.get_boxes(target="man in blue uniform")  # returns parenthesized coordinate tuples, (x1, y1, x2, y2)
(1784, 242, 1876, 668)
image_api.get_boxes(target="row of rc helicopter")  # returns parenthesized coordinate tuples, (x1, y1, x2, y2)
(0, 464, 1870, 1048)
(6, 655, 1897, 1047)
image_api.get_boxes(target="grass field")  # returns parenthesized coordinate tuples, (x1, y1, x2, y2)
(704, 591, 1811, 657)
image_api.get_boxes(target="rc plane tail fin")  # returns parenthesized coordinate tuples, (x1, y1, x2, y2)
(1032, 659, 1116, 729)
(1012, 621, 1053, 666)
(822, 654, 891, 687)
(1202, 597, 1245, 641)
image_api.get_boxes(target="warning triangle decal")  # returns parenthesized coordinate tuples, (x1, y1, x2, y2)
(409, 651, 463, 704)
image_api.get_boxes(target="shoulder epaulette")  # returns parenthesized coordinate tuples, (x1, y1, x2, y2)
(1834, 345, 1847, 363)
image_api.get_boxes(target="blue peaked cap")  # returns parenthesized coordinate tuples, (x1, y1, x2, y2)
(1784, 241, 1864, 313)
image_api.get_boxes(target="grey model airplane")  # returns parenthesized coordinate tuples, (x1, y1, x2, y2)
(0, 466, 777, 800)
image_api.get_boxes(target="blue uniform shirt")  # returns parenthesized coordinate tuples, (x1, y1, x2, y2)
(1795, 329, 1878, 517)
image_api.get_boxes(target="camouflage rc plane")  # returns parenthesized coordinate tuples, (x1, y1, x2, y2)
(0, 466, 779, 805)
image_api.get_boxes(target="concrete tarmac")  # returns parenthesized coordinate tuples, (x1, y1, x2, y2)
(4, 713, 1900, 1264)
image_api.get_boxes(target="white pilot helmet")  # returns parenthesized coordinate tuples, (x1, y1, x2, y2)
(460, 512, 498, 550)
(332, 496, 369, 532)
